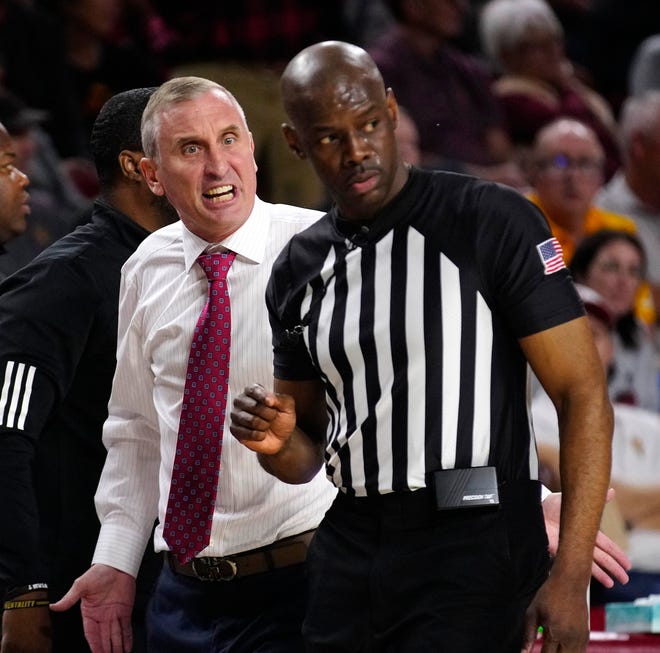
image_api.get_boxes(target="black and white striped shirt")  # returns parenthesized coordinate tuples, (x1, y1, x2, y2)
(268, 168, 584, 496)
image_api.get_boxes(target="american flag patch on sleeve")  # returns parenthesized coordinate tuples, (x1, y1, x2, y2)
(536, 237, 566, 275)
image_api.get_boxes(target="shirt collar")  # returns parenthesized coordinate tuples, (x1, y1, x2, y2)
(181, 196, 270, 271)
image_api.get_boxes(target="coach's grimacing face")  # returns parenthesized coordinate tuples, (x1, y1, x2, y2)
(141, 89, 257, 242)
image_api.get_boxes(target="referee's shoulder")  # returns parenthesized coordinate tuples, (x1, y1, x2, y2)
(426, 168, 522, 201)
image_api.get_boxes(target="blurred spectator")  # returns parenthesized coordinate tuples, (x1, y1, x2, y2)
(0, 119, 30, 271)
(150, 2, 348, 208)
(628, 34, 660, 97)
(596, 91, 660, 315)
(0, 0, 82, 157)
(479, 0, 621, 180)
(39, 0, 164, 161)
(368, 0, 525, 188)
(533, 282, 660, 603)
(0, 89, 91, 277)
(571, 229, 660, 412)
(525, 118, 656, 327)
(526, 118, 635, 260)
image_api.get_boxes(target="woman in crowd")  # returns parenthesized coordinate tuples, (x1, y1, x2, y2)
(571, 229, 660, 412)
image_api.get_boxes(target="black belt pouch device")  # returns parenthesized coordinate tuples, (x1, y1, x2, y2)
(431, 466, 500, 511)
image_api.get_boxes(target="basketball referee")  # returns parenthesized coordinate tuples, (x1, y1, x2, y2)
(231, 41, 613, 653)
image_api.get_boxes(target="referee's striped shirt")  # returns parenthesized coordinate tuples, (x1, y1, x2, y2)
(268, 168, 584, 497)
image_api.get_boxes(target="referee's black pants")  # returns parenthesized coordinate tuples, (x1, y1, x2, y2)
(303, 481, 550, 653)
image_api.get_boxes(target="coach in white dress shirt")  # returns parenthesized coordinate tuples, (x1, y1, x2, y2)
(50, 77, 335, 653)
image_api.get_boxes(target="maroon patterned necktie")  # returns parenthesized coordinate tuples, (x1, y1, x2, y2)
(163, 250, 236, 564)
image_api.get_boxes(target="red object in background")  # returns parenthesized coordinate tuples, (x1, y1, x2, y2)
(591, 606, 606, 631)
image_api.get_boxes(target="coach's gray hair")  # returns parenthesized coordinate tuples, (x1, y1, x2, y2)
(141, 76, 248, 159)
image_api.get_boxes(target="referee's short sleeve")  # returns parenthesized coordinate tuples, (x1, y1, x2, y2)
(476, 186, 584, 337)
(266, 239, 319, 380)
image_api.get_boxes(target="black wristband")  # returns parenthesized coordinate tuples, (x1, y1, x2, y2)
(4, 583, 49, 601)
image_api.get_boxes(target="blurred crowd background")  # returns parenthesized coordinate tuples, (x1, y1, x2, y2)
(0, 0, 658, 264)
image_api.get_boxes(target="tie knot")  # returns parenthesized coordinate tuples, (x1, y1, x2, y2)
(197, 251, 236, 282)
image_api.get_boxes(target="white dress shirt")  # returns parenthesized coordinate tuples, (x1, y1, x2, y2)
(93, 198, 337, 577)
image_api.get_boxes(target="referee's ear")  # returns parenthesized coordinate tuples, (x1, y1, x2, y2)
(282, 123, 305, 160)
(118, 150, 144, 182)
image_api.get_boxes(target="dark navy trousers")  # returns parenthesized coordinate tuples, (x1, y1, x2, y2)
(147, 560, 308, 652)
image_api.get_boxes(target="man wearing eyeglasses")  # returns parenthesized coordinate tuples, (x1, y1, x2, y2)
(527, 118, 636, 261)
(526, 117, 655, 326)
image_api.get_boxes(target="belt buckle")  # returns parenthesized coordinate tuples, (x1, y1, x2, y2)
(191, 557, 238, 581)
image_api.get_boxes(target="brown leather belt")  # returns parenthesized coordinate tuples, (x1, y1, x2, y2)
(165, 529, 315, 581)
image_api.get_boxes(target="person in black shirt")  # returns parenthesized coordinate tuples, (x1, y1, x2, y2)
(0, 120, 30, 264)
(0, 88, 178, 653)
(231, 41, 613, 652)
